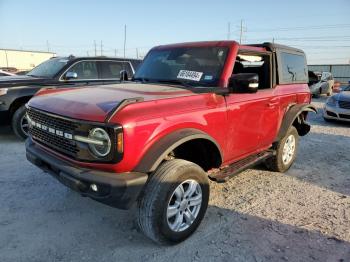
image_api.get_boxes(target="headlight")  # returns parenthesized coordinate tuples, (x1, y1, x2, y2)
(88, 128, 111, 157)
(0, 88, 8, 96)
(326, 96, 337, 106)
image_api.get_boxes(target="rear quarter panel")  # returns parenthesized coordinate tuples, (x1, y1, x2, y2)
(274, 83, 311, 134)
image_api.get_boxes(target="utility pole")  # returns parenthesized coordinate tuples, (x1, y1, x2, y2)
(4, 50, 9, 68)
(136, 48, 139, 59)
(227, 22, 231, 40)
(94, 40, 97, 56)
(114, 49, 117, 57)
(87, 51, 89, 57)
(100, 40, 103, 56)
(46, 40, 50, 52)
(123, 24, 127, 59)
(272, 37, 275, 44)
(239, 20, 243, 44)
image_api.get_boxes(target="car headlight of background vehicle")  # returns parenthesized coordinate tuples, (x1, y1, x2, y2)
(0, 88, 8, 96)
(326, 96, 337, 106)
(87, 128, 112, 157)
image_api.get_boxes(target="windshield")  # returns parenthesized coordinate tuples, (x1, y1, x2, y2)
(27, 58, 69, 78)
(134, 47, 228, 87)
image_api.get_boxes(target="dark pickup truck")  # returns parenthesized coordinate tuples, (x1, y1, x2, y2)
(0, 56, 141, 139)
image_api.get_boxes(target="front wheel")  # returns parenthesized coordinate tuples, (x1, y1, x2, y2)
(265, 126, 299, 172)
(137, 159, 209, 245)
(11, 105, 29, 140)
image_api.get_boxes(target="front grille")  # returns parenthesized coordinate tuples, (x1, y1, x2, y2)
(27, 108, 79, 157)
(339, 100, 350, 109)
(339, 114, 350, 120)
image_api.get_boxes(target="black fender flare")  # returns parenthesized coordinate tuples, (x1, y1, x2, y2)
(275, 103, 317, 142)
(133, 128, 223, 173)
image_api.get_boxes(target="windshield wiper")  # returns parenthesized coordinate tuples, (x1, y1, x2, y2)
(133, 77, 150, 83)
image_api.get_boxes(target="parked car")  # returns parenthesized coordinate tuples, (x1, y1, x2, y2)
(333, 81, 342, 93)
(0, 70, 15, 77)
(0, 56, 142, 139)
(25, 41, 315, 244)
(342, 84, 350, 92)
(15, 70, 30, 75)
(321, 72, 335, 95)
(309, 71, 334, 97)
(323, 91, 350, 122)
(336, 81, 350, 93)
(0, 67, 18, 73)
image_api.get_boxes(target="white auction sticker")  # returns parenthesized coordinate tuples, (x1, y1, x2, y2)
(177, 70, 203, 81)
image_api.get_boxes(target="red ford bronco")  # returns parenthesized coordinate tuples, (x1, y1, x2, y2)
(25, 41, 316, 244)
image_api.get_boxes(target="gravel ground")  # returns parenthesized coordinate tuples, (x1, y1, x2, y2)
(0, 96, 349, 262)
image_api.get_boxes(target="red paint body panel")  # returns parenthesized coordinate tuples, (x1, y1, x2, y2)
(28, 41, 312, 174)
(29, 83, 194, 122)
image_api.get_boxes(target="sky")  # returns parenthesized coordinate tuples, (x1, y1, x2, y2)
(0, 0, 350, 64)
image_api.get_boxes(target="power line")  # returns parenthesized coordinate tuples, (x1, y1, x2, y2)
(249, 23, 350, 32)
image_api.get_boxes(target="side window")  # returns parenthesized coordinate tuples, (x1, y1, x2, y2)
(233, 53, 272, 89)
(100, 61, 133, 79)
(66, 61, 98, 80)
(279, 52, 308, 84)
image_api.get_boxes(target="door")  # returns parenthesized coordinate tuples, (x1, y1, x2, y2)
(98, 61, 134, 83)
(60, 60, 102, 86)
(224, 51, 280, 161)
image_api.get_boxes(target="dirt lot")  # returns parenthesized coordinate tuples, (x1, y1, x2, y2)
(0, 96, 349, 262)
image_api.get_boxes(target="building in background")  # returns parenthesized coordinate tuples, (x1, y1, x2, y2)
(0, 49, 56, 71)
(308, 64, 350, 84)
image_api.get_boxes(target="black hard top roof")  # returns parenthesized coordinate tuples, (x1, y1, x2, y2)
(248, 42, 305, 54)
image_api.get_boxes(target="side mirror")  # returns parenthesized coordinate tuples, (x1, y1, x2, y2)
(228, 73, 259, 93)
(120, 70, 128, 81)
(64, 71, 78, 80)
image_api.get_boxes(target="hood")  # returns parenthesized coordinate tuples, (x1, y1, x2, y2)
(28, 83, 194, 122)
(0, 75, 51, 87)
(335, 91, 350, 102)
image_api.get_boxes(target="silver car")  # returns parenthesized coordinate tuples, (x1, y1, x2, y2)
(310, 72, 334, 97)
(323, 91, 350, 122)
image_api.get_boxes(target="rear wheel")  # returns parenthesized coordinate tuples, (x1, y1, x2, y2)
(137, 159, 209, 245)
(11, 105, 29, 140)
(265, 126, 299, 172)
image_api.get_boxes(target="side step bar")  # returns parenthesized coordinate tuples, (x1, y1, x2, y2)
(208, 151, 275, 183)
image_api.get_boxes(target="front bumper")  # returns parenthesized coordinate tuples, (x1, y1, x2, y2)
(323, 104, 350, 122)
(26, 138, 148, 209)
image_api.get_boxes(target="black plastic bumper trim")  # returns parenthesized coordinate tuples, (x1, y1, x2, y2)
(25, 138, 148, 209)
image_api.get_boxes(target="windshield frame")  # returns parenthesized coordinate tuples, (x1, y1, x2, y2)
(133, 46, 229, 88)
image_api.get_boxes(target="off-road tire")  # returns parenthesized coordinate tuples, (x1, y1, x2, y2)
(265, 126, 299, 172)
(11, 105, 28, 140)
(137, 159, 209, 245)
